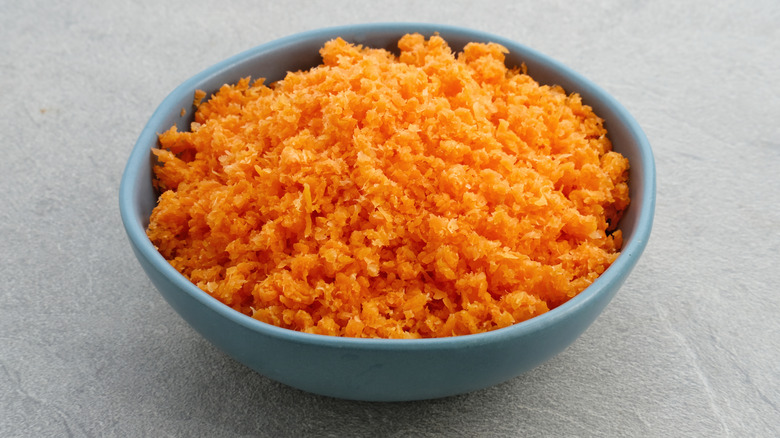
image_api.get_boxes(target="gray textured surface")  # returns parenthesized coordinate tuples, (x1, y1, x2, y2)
(2, 1, 779, 436)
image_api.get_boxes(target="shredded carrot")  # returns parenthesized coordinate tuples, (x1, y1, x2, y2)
(147, 34, 630, 338)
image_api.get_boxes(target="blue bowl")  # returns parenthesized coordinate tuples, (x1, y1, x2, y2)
(119, 23, 655, 401)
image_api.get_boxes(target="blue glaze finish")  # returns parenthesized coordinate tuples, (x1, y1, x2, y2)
(119, 23, 655, 401)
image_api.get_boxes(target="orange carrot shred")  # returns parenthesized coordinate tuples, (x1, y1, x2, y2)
(147, 34, 630, 338)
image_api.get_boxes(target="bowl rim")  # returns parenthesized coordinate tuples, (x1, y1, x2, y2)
(119, 22, 656, 350)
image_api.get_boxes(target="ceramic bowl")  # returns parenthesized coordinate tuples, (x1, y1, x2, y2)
(119, 23, 655, 401)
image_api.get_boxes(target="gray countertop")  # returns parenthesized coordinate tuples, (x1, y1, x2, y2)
(2, 1, 778, 436)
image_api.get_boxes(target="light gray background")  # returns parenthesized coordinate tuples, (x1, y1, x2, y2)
(2, 1, 778, 436)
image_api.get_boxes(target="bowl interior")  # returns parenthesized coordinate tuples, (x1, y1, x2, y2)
(123, 22, 656, 335)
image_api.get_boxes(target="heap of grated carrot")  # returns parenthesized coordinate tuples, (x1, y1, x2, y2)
(147, 34, 630, 339)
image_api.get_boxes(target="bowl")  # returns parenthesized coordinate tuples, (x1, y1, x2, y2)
(119, 23, 655, 401)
